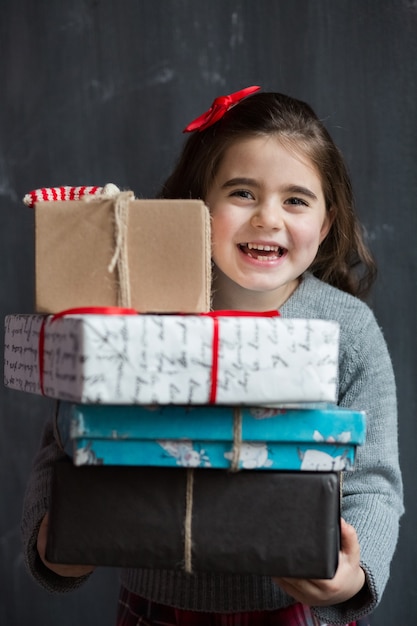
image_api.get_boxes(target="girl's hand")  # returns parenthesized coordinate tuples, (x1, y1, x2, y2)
(273, 518, 366, 606)
(37, 512, 96, 578)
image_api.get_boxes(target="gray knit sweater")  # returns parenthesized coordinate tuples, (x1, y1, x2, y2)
(21, 272, 404, 625)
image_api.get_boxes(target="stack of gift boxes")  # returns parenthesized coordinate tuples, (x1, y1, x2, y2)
(4, 191, 366, 579)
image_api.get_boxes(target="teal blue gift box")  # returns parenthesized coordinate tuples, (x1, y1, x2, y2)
(57, 402, 366, 472)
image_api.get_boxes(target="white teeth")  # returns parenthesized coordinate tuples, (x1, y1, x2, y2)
(247, 243, 279, 251)
(248, 252, 278, 263)
(248, 253, 276, 262)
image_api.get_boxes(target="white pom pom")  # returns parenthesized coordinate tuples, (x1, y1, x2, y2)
(101, 183, 121, 198)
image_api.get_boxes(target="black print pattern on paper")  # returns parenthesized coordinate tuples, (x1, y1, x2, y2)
(4, 314, 340, 405)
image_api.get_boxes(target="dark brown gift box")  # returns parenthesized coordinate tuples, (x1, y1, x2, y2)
(46, 461, 340, 579)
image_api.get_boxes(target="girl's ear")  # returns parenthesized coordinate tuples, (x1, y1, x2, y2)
(319, 206, 335, 243)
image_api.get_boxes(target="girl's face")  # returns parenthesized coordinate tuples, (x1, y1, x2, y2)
(206, 135, 332, 311)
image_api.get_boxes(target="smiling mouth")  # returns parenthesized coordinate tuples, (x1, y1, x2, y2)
(238, 242, 286, 260)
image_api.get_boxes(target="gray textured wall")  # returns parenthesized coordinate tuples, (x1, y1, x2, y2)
(1, 1, 416, 624)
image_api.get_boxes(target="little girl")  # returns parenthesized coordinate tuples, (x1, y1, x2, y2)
(24, 87, 403, 625)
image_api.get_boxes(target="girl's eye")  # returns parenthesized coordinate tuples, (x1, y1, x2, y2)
(231, 189, 254, 200)
(286, 197, 308, 207)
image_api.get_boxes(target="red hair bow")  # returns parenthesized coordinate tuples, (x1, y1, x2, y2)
(183, 85, 261, 133)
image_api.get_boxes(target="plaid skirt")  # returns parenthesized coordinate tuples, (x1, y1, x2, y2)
(117, 587, 365, 626)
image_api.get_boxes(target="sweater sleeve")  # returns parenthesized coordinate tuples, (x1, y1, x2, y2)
(21, 404, 93, 593)
(314, 305, 404, 624)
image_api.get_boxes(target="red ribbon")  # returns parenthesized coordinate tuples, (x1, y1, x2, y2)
(37, 306, 279, 403)
(38, 306, 137, 396)
(183, 86, 261, 133)
(201, 309, 280, 404)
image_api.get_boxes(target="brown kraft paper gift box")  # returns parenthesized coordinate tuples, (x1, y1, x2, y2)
(46, 461, 341, 579)
(35, 198, 211, 313)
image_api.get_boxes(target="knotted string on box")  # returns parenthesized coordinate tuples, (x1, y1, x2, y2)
(79, 184, 133, 309)
(106, 190, 135, 309)
(181, 309, 281, 573)
(183, 406, 243, 573)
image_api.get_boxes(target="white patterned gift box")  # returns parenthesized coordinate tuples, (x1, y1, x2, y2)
(4, 313, 339, 405)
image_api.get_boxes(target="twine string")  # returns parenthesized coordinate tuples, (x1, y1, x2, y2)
(182, 409, 243, 573)
(106, 191, 134, 308)
(184, 468, 194, 573)
(230, 408, 243, 472)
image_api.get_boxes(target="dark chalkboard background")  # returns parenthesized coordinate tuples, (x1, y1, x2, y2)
(1, 1, 416, 624)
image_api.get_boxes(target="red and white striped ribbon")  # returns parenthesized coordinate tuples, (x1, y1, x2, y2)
(22, 184, 120, 208)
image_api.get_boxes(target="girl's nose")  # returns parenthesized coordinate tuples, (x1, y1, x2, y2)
(250, 202, 283, 230)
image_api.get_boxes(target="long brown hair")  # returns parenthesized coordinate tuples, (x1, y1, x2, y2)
(159, 92, 376, 298)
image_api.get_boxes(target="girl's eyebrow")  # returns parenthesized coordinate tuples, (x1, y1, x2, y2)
(222, 179, 318, 201)
(282, 185, 318, 200)
(221, 177, 260, 189)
